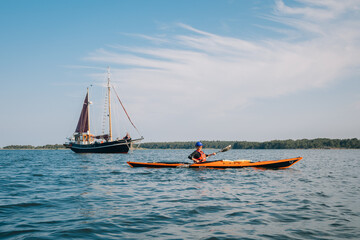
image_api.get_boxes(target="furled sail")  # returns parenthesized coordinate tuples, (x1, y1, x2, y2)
(75, 92, 89, 133)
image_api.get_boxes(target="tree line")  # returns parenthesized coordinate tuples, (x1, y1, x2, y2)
(2, 144, 66, 150)
(2, 138, 359, 150)
(138, 138, 360, 149)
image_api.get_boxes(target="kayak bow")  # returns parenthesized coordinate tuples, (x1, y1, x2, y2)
(127, 157, 302, 169)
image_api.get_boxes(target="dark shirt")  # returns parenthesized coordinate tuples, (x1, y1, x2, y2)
(188, 150, 208, 160)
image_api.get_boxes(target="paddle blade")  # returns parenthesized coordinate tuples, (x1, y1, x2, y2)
(220, 145, 232, 152)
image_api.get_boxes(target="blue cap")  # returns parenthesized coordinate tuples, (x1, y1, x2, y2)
(195, 141, 203, 147)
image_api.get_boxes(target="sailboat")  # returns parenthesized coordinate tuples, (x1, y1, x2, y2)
(64, 68, 143, 153)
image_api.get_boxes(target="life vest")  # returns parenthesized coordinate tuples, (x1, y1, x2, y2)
(195, 150, 207, 162)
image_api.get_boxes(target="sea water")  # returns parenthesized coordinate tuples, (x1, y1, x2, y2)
(0, 149, 359, 239)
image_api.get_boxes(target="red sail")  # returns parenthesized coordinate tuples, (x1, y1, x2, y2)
(75, 92, 89, 133)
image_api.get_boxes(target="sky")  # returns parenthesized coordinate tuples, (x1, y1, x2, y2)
(0, 0, 359, 147)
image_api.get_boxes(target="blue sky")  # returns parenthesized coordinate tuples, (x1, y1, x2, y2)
(0, 0, 359, 147)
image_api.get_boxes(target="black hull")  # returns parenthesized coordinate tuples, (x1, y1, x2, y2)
(67, 140, 130, 153)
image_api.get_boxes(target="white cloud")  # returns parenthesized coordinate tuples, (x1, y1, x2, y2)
(84, 0, 360, 140)
(275, 0, 360, 21)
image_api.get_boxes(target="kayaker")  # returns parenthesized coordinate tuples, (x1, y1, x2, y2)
(123, 132, 131, 140)
(188, 141, 216, 163)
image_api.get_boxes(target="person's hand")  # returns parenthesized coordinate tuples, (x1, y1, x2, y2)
(213, 152, 217, 156)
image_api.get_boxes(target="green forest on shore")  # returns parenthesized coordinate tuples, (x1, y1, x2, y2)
(139, 138, 360, 149)
(1, 144, 66, 150)
(2, 138, 360, 150)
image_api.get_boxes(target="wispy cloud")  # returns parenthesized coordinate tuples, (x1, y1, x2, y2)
(275, 0, 351, 21)
(84, 0, 360, 139)
(63, 65, 107, 71)
(120, 33, 170, 45)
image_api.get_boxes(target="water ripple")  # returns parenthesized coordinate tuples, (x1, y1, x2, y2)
(0, 149, 359, 239)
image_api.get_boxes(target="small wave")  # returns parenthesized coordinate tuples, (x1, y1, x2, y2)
(0, 202, 45, 210)
(290, 229, 332, 239)
(56, 227, 97, 239)
(225, 211, 250, 217)
(246, 218, 268, 225)
(0, 229, 41, 239)
(32, 173, 44, 177)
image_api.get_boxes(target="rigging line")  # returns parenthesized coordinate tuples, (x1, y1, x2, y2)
(111, 85, 142, 137)
(101, 89, 109, 135)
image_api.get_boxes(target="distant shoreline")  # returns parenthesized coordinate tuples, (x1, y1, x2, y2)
(1, 148, 359, 150)
(1, 144, 67, 150)
(1, 138, 359, 150)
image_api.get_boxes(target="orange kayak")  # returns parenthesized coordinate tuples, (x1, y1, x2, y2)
(127, 157, 302, 169)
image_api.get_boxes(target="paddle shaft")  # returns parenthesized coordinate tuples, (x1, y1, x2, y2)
(207, 145, 232, 158)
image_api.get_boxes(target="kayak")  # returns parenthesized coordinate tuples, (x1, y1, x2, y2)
(127, 157, 302, 169)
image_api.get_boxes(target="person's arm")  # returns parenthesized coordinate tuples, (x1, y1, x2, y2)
(188, 151, 199, 160)
(205, 152, 217, 157)
(188, 151, 201, 163)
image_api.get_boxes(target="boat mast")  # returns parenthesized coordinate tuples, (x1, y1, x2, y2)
(107, 67, 112, 141)
(87, 87, 90, 137)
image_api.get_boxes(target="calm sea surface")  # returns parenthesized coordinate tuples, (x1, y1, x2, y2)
(0, 149, 359, 240)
